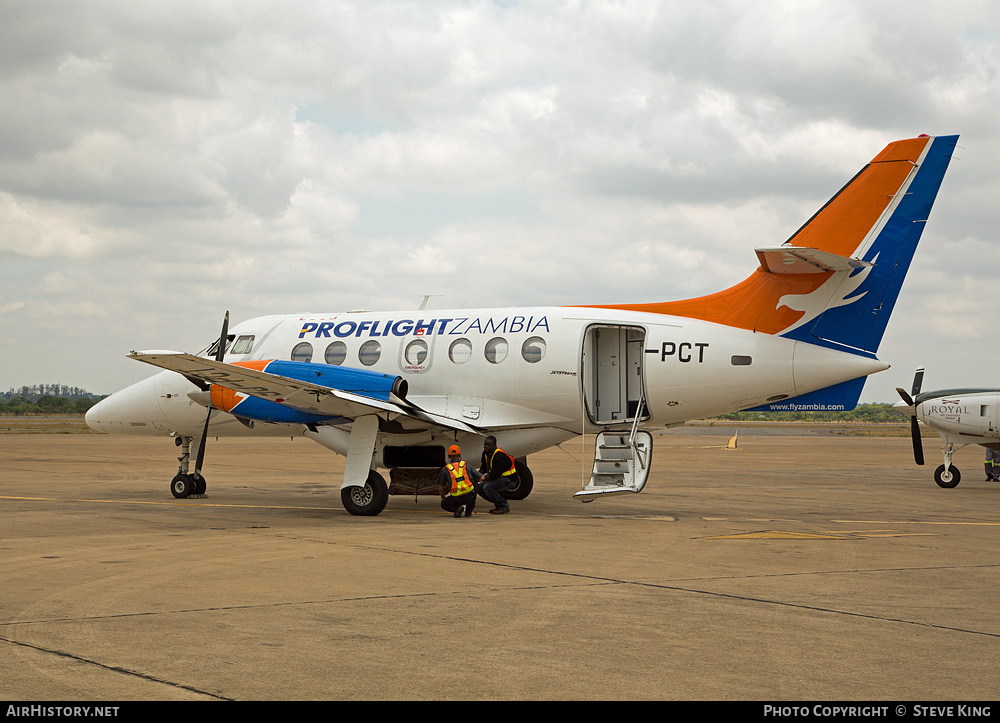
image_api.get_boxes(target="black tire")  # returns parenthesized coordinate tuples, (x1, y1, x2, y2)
(193, 474, 207, 495)
(502, 458, 534, 501)
(934, 464, 961, 489)
(171, 474, 195, 499)
(341, 470, 389, 516)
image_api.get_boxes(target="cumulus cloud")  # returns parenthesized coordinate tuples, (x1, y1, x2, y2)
(1, 0, 998, 397)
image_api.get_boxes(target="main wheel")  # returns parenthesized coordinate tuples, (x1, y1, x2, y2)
(171, 474, 195, 498)
(341, 470, 389, 516)
(502, 458, 535, 501)
(934, 464, 961, 489)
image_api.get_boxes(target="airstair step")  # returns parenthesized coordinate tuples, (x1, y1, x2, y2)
(576, 430, 654, 500)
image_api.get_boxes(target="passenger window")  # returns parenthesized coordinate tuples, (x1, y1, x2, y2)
(231, 335, 254, 355)
(359, 340, 381, 366)
(485, 337, 508, 364)
(404, 339, 428, 365)
(449, 338, 472, 364)
(291, 342, 313, 362)
(325, 341, 347, 365)
(521, 336, 546, 363)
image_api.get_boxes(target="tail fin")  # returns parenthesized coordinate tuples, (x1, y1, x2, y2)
(592, 134, 958, 356)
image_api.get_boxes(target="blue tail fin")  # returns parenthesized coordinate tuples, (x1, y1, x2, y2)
(782, 134, 959, 356)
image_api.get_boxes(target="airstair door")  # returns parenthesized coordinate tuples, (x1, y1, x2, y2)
(583, 325, 648, 425)
(574, 430, 653, 500)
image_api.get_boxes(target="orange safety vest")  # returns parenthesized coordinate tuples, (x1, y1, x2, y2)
(489, 448, 518, 477)
(446, 461, 475, 496)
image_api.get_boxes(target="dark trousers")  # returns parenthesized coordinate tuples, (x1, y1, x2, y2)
(441, 490, 477, 514)
(477, 475, 518, 511)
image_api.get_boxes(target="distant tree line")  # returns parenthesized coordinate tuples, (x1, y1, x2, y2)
(1, 386, 106, 415)
(0, 395, 105, 416)
(710, 403, 904, 423)
(2, 385, 102, 401)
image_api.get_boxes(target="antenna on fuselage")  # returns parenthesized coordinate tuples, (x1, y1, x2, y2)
(418, 294, 441, 311)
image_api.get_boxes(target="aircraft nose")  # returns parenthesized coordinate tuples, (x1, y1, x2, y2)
(85, 399, 104, 432)
(83, 374, 171, 434)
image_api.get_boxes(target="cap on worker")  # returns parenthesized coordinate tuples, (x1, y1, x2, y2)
(448, 445, 461, 456)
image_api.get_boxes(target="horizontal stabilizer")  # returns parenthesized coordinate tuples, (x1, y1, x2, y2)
(755, 247, 872, 275)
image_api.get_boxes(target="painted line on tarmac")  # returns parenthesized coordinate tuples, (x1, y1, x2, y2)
(700, 530, 939, 540)
(832, 519, 1000, 526)
(0, 494, 340, 511)
(0, 494, 677, 520)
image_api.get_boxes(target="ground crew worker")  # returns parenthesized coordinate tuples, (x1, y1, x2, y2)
(477, 435, 520, 515)
(437, 444, 481, 517)
(984, 448, 1000, 481)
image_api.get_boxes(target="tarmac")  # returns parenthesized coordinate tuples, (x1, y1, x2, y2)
(1, 429, 998, 701)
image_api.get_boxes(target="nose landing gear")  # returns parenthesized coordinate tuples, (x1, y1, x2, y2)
(171, 435, 207, 498)
(167, 311, 229, 500)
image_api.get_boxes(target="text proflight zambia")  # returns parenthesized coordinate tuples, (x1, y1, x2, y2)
(299, 316, 551, 339)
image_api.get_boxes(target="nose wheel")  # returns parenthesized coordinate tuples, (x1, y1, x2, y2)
(171, 473, 207, 498)
(172, 435, 208, 498)
(934, 464, 960, 489)
(933, 442, 962, 488)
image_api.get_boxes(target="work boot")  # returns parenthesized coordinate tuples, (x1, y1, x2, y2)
(489, 507, 510, 515)
(454, 505, 465, 518)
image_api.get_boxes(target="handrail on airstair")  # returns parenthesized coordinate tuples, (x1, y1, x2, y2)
(628, 388, 648, 471)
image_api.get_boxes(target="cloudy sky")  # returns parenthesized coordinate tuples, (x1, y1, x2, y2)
(2, 0, 998, 402)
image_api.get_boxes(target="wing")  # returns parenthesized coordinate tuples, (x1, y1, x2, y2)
(127, 351, 481, 433)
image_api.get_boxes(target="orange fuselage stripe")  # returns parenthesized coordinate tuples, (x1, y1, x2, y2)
(209, 360, 274, 412)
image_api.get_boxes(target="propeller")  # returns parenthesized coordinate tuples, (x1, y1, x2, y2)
(192, 311, 229, 482)
(895, 366, 925, 466)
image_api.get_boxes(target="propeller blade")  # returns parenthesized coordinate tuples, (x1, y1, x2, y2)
(193, 312, 230, 482)
(911, 416, 924, 466)
(911, 365, 925, 398)
(895, 387, 914, 407)
(193, 407, 212, 480)
(216, 311, 230, 362)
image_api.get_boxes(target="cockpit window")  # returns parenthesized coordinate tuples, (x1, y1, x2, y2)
(231, 335, 254, 355)
(206, 335, 235, 358)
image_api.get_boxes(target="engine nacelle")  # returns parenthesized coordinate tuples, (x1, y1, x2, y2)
(209, 360, 407, 425)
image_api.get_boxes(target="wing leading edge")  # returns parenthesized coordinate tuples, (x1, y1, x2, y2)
(128, 351, 482, 434)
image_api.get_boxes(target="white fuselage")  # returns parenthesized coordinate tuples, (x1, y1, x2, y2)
(912, 391, 1000, 446)
(87, 305, 887, 460)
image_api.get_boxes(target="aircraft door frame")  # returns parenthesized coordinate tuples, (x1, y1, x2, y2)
(582, 324, 649, 425)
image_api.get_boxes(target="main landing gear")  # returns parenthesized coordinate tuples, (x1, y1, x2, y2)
(171, 435, 206, 498)
(501, 458, 534, 501)
(341, 470, 389, 516)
